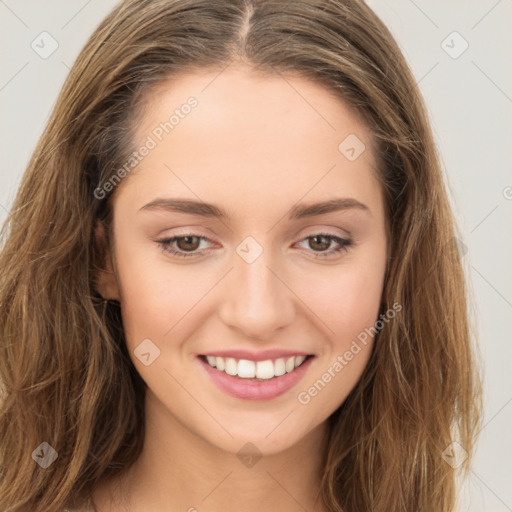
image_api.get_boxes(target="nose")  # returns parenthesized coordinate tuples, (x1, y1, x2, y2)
(217, 242, 295, 341)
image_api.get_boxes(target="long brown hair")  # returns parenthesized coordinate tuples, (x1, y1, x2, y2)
(0, 1, 482, 510)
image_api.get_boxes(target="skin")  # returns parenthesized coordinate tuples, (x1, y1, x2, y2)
(93, 65, 387, 512)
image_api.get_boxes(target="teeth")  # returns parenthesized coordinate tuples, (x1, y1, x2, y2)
(256, 360, 274, 379)
(225, 357, 237, 376)
(204, 355, 309, 379)
(238, 359, 256, 378)
(295, 355, 306, 367)
(274, 358, 286, 376)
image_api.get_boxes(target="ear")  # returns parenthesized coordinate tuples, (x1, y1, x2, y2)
(94, 219, 121, 301)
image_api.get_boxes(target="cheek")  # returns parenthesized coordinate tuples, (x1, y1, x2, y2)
(335, 271, 383, 337)
(112, 241, 190, 346)
(295, 247, 386, 401)
(293, 267, 384, 413)
(299, 261, 385, 346)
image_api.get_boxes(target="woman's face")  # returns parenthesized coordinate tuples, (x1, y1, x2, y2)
(99, 65, 387, 455)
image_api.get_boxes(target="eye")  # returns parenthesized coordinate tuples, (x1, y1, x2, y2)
(157, 234, 212, 258)
(295, 233, 352, 258)
(156, 232, 352, 259)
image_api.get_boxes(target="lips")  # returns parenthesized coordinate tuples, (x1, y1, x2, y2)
(196, 349, 315, 400)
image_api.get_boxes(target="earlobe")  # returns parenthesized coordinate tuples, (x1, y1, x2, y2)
(94, 219, 121, 301)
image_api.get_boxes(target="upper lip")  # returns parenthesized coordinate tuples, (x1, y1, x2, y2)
(200, 349, 312, 362)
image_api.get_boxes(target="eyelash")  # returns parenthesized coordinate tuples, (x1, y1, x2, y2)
(156, 232, 352, 259)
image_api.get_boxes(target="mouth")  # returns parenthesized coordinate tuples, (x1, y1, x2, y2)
(196, 352, 315, 400)
(198, 354, 314, 381)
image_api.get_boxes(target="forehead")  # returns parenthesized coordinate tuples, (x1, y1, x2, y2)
(115, 66, 382, 219)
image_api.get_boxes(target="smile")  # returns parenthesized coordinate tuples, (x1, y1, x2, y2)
(202, 354, 311, 380)
(197, 353, 315, 400)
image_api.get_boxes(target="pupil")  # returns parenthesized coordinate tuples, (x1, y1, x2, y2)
(311, 235, 329, 251)
(179, 236, 198, 251)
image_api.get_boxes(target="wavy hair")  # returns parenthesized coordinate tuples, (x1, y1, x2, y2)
(0, 0, 482, 510)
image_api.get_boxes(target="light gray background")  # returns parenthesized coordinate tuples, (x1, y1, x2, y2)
(0, 1, 511, 510)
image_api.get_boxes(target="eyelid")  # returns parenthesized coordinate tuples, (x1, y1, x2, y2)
(158, 225, 350, 243)
(295, 224, 351, 240)
(155, 233, 213, 258)
(155, 229, 353, 259)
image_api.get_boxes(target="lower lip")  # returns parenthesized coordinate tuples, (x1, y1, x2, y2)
(197, 355, 314, 400)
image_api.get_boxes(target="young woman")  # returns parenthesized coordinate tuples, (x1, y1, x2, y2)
(0, 1, 482, 511)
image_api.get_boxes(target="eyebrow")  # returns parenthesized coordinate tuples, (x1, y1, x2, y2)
(138, 197, 370, 220)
